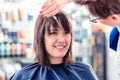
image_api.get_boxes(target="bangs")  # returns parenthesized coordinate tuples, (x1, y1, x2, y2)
(44, 12, 71, 34)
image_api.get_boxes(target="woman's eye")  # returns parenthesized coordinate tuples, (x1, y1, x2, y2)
(64, 31, 70, 34)
(50, 32, 57, 34)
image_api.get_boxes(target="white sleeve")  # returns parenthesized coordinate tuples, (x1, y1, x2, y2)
(116, 26, 120, 33)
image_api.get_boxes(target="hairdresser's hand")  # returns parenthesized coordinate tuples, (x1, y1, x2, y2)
(41, 0, 71, 18)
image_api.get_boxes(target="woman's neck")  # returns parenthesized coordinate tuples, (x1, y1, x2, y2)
(49, 57, 63, 65)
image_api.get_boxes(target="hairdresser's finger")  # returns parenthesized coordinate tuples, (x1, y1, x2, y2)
(42, 3, 60, 17)
(41, 5, 56, 15)
(45, 7, 61, 17)
(41, 0, 54, 13)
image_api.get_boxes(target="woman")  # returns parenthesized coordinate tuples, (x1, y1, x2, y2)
(10, 11, 98, 80)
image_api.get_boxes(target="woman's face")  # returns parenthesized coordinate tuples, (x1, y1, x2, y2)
(44, 26, 71, 64)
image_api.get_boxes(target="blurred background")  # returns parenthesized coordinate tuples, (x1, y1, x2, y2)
(0, 0, 119, 80)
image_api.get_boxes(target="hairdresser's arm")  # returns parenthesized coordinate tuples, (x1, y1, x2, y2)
(41, 0, 72, 17)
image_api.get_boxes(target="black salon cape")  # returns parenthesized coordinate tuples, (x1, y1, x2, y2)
(10, 62, 98, 80)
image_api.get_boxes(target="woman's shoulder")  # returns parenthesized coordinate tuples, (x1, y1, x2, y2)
(21, 62, 40, 70)
(69, 61, 99, 80)
(18, 62, 40, 73)
(71, 61, 91, 69)
(10, 62, 41, 80)
(70, 61, 94, 76)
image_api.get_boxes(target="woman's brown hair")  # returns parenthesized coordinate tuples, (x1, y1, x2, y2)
(33, 11, 74, 67)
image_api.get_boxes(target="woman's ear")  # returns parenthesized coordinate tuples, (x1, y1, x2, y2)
(111, 14, 120, 23)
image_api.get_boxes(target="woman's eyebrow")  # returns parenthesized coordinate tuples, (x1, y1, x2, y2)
(49, 29, 58, 31)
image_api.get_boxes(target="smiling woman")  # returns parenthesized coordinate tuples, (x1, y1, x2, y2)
(10, 11, 98, 80)
(34, 11, 73, 67)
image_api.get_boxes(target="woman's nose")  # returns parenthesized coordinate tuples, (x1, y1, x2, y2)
(57, 34, 65, 42)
